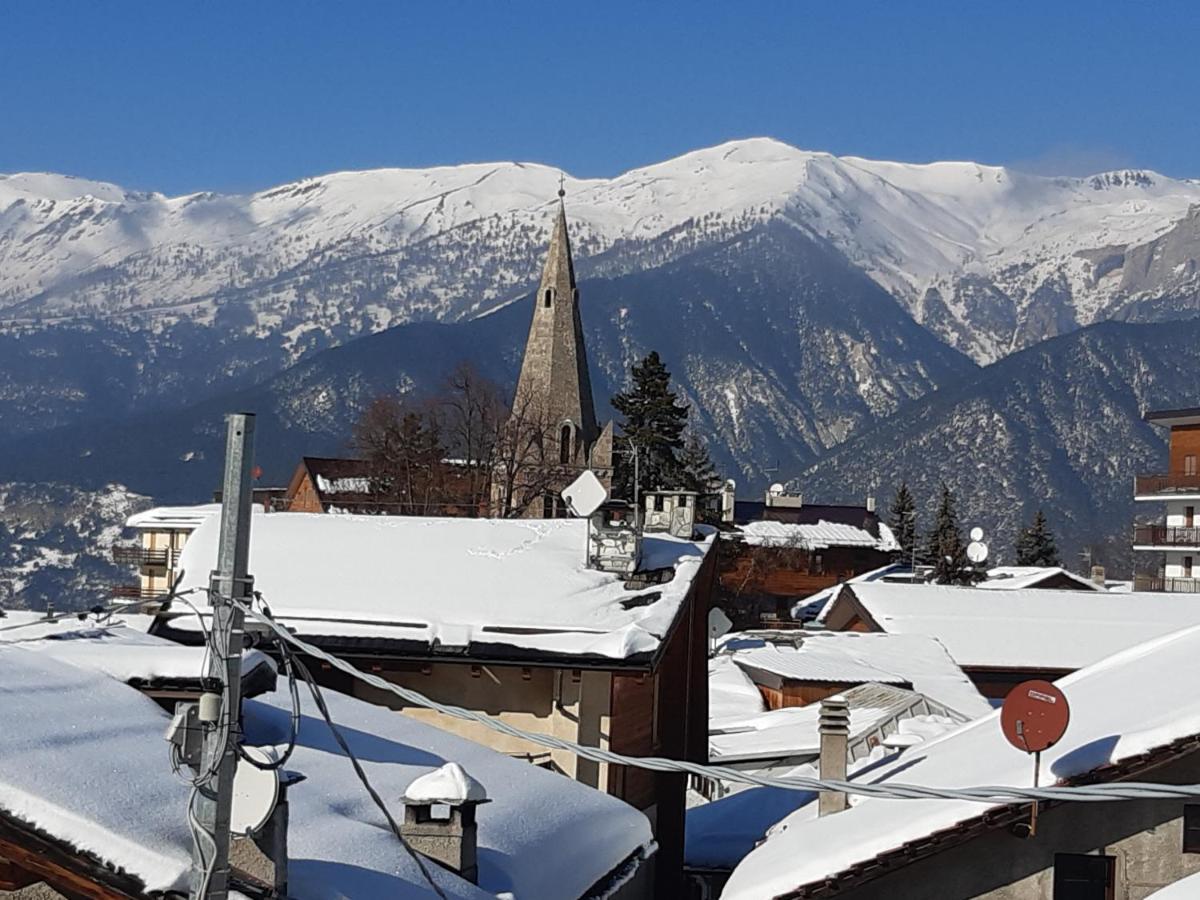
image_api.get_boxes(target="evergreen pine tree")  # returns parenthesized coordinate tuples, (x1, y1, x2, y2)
(611, 351, 690, 499)
(1016, 509, 1061, 567)
(887, 482, 917, 564)
(924, 482, 975, 584)
(678, 431, 721, 493)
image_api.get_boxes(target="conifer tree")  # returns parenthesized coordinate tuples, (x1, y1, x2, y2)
(887, 482, 917, 564)
(924, 482, 976, 584)
(1016, 509, 1061, 567)
(678, 431, 721, 493)
(611, 351, 690, 499)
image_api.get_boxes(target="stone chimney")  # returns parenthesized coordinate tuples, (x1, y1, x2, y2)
(818, 697, 850, 816)
(1091, 565, 1106, 586)
(400, 763, 489, 883)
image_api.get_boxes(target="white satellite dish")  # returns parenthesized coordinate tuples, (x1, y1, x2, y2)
(708, 607, 732, 641)
(970, 526, 985, 542)
(230, 746, 281, 835)
(725, 478, 737, 491)
(561, 469, 608, 517)
(966, 541, 989, 564)
(768, 482, 785, 496)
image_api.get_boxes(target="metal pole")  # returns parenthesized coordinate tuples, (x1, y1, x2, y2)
(191, 413, 256, 900)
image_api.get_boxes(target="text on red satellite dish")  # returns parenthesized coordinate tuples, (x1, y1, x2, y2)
(1000, 680, 1070, 754)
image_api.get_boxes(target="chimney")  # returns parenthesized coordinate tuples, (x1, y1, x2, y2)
(818, 697, 850, 816)
(400, 763, 489, 883)
(865, 495, 876, 514)
(1091, 565, 1106, 587)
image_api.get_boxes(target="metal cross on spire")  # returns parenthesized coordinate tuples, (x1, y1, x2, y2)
(558, 172, 566, 198)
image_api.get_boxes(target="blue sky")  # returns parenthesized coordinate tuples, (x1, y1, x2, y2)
(4, 1, 1197, 194)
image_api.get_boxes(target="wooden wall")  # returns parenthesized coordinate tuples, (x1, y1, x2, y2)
(1170, 424, 1200, 474)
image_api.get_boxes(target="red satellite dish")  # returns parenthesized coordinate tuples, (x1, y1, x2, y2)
(1001, 680, 1070, 754)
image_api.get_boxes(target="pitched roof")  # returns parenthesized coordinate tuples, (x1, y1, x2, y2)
(836, 582, 1200, 670)
(739, 519, 899, 552)
(126, 503, 223, 530)
(722, 623, 1200, 900)
(979, 566, 1103, 591)
(167, 512, 713, 664)
(724, 632, 990, 718)
(708, 683, 963, 764)
(0, 612, 275, 691)
(0, 629, 653, 899)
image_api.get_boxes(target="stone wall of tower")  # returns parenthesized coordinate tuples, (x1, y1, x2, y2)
(494, 196, 614, 518)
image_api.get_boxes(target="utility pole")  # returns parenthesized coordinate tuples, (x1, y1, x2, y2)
(190, 413, 257, 900)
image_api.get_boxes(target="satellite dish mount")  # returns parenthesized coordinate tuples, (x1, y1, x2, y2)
(1000, 680, 1070, 838)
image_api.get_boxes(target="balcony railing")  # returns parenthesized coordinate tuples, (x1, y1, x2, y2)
(1133, 575, 1200, 593)
(111, 545, 172, 568)
(1133, 525, 1200, 547)
(1135, 472, 1200, 495)
(111, 585, 172, 600)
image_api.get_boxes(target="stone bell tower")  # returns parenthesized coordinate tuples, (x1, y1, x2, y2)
(500, 185, 613, 517)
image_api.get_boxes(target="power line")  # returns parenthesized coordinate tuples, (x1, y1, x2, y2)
(239, 601, 1200, 806)
(284, 643, 449, 899)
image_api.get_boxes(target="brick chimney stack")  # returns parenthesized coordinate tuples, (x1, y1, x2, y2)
(400, 764, 489, 883)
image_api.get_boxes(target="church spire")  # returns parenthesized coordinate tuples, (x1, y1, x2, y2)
(511, 189, 597, 457)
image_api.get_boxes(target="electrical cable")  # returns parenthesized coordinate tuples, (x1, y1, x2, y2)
(284, 643, 449, 899)
(239, 600, 1200, 806)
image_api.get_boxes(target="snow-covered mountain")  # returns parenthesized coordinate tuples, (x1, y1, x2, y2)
(4, 138, 1199, 363)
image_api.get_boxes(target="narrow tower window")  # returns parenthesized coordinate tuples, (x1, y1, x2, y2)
(544, 288, 554, 308)
(560, 424, 573, 464)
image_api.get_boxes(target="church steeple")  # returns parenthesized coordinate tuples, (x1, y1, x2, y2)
(512, 189, 598, 461)
(495, 184, 614, 517)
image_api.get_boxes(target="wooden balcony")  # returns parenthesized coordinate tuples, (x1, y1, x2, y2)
(111, 585, 171, 600)
(1133, 525, 1200, 547)
(111, 545, 172, 568)
(1132, 575, 1200, 593)
(1135, 472, 1200, 495)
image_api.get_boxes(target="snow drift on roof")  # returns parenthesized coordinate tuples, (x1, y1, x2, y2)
(725, 631, 990, 718)
(0, 637, 652, 898)
(841, 582, 1200, 669)
(722, 623, 1200, 900)
(125, 504, 224, 530)
(739, 519, 899, 552)
(171, 513, 712, 660)
(0, 612, 275, 684)
(979, 566, 1103, 591)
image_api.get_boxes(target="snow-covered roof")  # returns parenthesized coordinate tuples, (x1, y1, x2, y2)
(0, 611, 275, 686)
(724, 632, 991, 718)
(170, 513, 713, 661)
(791, 563, 908, 622)
(708, 683, 957, 764)
(837, 582, 1200, 670)
(686, 717, 959, 871)
(722, 623, 1200, 900)
(0, 638, 653, 898)
(1148, 872, 1200, 898)
(739, 519, 899, 552)
(709, 654, 767, 728)
(125, 503, 223, 530)
(978, 565, 1103, 591)
(734, 643, 905, 686)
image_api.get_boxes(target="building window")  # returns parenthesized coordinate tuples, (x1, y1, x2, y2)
(1052, 853, 1114, 900)
(653, 495, 665, 512)
(1184, 805, 1200, 852)
(1186, 556, 1194, 579)
(559, 424, 573, 464)
(680, 495, 689, 508)
(1186, 454, 1198, 476)
(542, 494, 555, 518)
(544, 288, 553, 308)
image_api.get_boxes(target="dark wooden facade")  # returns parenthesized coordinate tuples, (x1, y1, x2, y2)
(717, 540, 892, 629)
